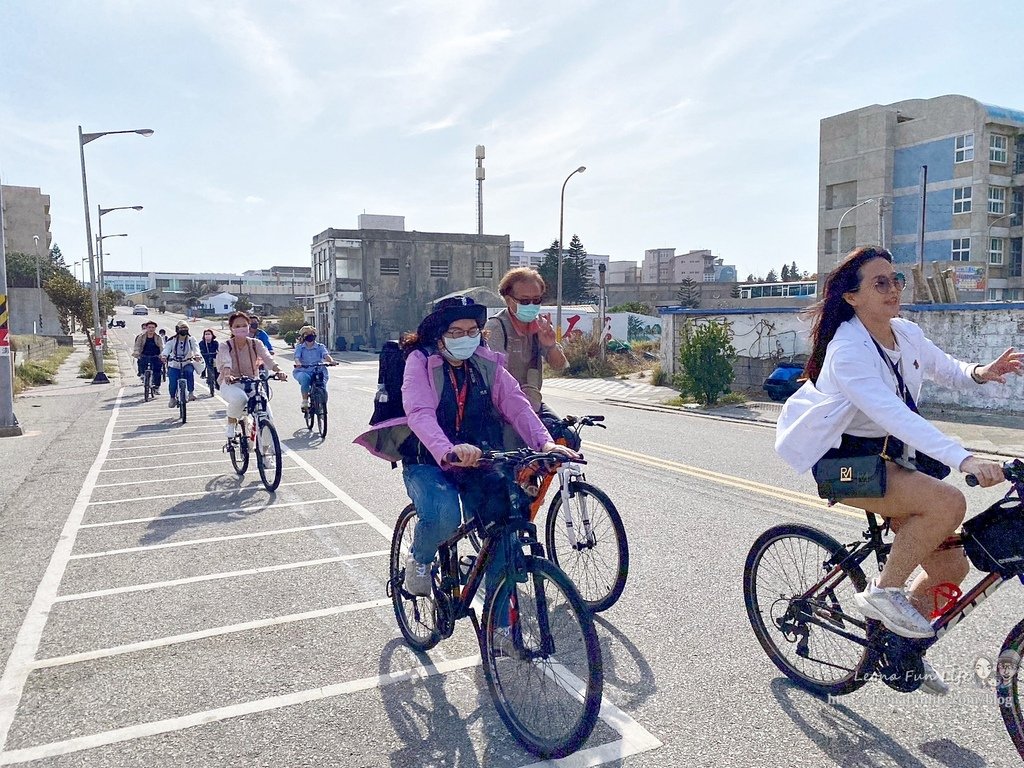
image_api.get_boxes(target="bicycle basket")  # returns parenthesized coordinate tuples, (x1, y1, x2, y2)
(962, 498, 1024, 575)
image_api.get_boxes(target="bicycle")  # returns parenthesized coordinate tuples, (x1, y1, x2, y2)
(202, 355, 217, 398)
(743, 459, 1024, 760)
(301, 362, 336, 439)
(167, 355, 199, 424)
(387, 449, 603, 759)
(475, 414, 628, 612)
(224, 370, 285, 492)
(139, 355, 162, 403)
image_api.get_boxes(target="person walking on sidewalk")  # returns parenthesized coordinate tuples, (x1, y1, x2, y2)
(775, 246, 1023, 693)
(132, 320, 165, 392)
(161, 321, 202, 407)
(484, 268, 568, 438)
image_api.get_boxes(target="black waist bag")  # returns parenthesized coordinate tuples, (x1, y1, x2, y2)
(812, 435, 900, 501)
(962, 499, 1024, 575)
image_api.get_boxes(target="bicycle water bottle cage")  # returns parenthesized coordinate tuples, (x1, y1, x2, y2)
(929, 582, 962, 619)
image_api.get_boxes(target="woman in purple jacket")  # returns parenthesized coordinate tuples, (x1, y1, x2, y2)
(357, 296, 577, 602)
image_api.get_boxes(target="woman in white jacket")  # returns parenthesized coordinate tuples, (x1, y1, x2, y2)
(776, 247, 1021, 689)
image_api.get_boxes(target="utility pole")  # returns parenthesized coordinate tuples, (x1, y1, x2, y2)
(0, 180, 23, 436)
(475, 145, 485, 235)
(877, 197, 886, 249)
(597, 262, 607, 363)
(915, 165, 928, 303)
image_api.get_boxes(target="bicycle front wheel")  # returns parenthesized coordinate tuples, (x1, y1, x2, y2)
(255, 419, 283, 491)
(144, 369, 153, 402)
(744, 524, 870, 696)
(229, 420, 249, 476)
(482, 557, 603, 758)
(997, 617, 1024, 761)
(545, 480, 628, 613)
(178, 379, 187, 424)
(389, 504, 440, 651)
(315, 390, 328, 439)
(206, 367, 216, 397)
(303, 394, 315, 431)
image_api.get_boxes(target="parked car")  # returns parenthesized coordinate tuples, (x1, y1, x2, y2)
(763, 362, 805, 402)
(132, 305, 150, 315)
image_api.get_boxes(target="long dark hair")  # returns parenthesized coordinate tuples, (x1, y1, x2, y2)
(803, 246, 892, 382)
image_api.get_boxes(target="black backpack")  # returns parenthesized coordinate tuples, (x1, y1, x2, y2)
(370, 340, 405, 424)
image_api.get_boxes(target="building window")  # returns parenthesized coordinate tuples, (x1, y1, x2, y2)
(990, 237, 1005, 265)
(474, 260, 494, 279)
(990, 134, 1008, 163)
(430, 259, 449, 278)
(380, 258, 399, 276)
(1011, 238, 1023, 277)
(955, 133, 974, 163)
(989, 186, 1007, 215)
(953, 186, 972, 214)
(988, 288, 1002, 301)
(951, 237, 971, 261)
(1013, 187, 1023, 217)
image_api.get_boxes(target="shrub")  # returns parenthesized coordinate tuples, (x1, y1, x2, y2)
(559, 334, 615, 379)
(283, 330, 297, 347)
(675, 319, 736, 405)
(277, 307, 306, 336)
(650, 364, 669, 387)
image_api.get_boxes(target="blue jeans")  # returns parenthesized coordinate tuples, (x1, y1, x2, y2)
(402, 463, 510, 620)
(167, 364, 196, 398)
(294, 368, 327, 396)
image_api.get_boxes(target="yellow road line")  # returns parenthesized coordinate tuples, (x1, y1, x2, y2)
(585, 441, 866, 521)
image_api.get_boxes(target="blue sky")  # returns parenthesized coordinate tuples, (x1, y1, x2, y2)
(2, 0, 1023, 280)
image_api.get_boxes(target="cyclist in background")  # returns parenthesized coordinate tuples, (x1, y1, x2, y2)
(484, 267, 568, 442)
(248, 315, 275, 356)
(132, 320, 164, 392)
(292, 325, 336, 413)
(217, 312, 287, 442)
(161, 321, 201, 408)
(199, 329, 220, 393)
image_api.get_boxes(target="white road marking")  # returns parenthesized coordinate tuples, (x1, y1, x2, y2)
(32, 598, 393, 670)
(106, 438, 225, 450)
(69, 520, 368, 559)
(55, 551, 390, 602)
(110, 431, 223, 442)
(104, 448, 226, 461)
(80, 498, 344, 528)
(86, 480, 319, 506)
(0, 655, 479, 765)
(94, 466, 303, 488)
(0, 389, 125, 751)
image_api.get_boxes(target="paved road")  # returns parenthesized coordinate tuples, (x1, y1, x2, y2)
(0, 307, 1020, 766)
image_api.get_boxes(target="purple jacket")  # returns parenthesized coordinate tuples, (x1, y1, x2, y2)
(353, 345, 551, 465)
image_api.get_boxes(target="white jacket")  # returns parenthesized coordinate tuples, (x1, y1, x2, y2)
(775, 316, 982, 474)
(160, 336, 202, 371)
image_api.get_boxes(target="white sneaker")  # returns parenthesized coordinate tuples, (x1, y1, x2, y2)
(404, 557, 432, 596)
(918, 657, 950, 696)
(853, 579, 935, 639)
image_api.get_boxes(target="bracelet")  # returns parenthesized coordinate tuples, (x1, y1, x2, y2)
(971, 364, 985, 384)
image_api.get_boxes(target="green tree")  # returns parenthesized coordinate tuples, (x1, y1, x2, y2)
(181, 280, 203, 312)
(234, 295, 253, 312)
(609, 301, 652, 315)
(537, 237, 592, 304)
(3, 251, 55, 283)
(791, 261, 800, 281)
(148, 292, 160, 304)
(677, 278, 700, 308)
(780, 264, 791, 281)
(50, 243, 66, 270)
(676, 319, 736, 405)
(44, 271, 92, 336)
(277, 306, 306, 335)
(765, 269, 779, 283)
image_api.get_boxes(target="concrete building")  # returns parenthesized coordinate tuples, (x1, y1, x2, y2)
(311, 224, 510, 350)
(607, 260, 640, 284)
(819, 94, 1024, 301)
(1, 185, 52, 256)
(640, 248, 730, 284)
(106, 267, 311, 313)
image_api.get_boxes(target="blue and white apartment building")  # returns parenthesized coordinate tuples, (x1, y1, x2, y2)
(819, 95, 1024, 301)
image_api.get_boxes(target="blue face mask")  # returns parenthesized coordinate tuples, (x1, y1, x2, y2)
(443, 335, 479, 360)
(514, 302, 541, 323)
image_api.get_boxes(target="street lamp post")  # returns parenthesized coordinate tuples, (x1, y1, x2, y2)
(835, 198, 876, 260)
(556, 165, 586, 340)
(78, 125, 153, 384)
(98, 204, 143, 288)
(32, 235, 44, 334)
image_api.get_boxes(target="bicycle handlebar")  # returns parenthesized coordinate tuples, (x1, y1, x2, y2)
(966, 458, 1024, 487)
(562, 414, 607, 429)
(443, 448, 586, 469)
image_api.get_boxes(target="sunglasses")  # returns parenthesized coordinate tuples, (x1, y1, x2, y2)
(857, 273, 906, 294)
(443, 327, 482, 339)
(512, 296, 543, 305)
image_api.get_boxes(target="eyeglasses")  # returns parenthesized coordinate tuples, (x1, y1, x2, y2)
(512, 296, 543, 305)
(858, 273, 906, 294)
(443, 327, 482, 339)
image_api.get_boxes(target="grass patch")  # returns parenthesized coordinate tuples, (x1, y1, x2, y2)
(13, 346, 73, 394)
(78, 347, 117, 379)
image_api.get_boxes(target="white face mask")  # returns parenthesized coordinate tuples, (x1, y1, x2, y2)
(443, 334, 479, 360)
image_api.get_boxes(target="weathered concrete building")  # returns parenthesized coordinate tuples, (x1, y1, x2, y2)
(1, 185, 52, 256)
(311, 224, 509, 349)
